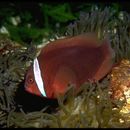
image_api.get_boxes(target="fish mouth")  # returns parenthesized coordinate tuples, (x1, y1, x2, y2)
(24, 84, 33, 94)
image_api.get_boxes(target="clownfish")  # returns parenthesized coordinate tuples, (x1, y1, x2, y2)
(25, 33, 115, 99)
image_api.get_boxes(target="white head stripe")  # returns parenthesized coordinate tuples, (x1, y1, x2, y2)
(33, 58, 47, 97)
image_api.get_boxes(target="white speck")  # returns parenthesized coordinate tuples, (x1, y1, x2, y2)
(119, 12, 124, 20)
(0, 26, 9, 34)
(119, 118, 124, 123)
(10, 16, 21, 26)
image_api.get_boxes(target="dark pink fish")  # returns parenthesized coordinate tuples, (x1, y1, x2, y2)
(25, 33, 115, 99)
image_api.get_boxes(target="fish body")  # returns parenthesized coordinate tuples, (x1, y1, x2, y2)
(25, 33, 115, 98)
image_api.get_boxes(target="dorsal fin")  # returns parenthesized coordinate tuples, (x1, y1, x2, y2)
(41, 33, 102, 54)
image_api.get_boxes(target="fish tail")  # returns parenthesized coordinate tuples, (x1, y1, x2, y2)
(100, 38, 115, 60)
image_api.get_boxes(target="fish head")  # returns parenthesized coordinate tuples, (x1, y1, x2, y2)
(25, 58, 55, 99)
(24, 65, 42, 97)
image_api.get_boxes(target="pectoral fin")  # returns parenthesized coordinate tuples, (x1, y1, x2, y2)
(52, 66, 77, 96)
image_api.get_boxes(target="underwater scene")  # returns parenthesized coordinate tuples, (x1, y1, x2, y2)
(0, 2, 130, 128)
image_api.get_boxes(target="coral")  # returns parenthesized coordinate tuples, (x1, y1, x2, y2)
(109, 59, 130, 126)
(110, 59, 130, 100)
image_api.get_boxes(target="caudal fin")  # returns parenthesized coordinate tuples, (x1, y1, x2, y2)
(93, 38, 115, 80)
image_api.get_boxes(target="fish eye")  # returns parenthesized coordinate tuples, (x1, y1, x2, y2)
(27, 76, 34, 84)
